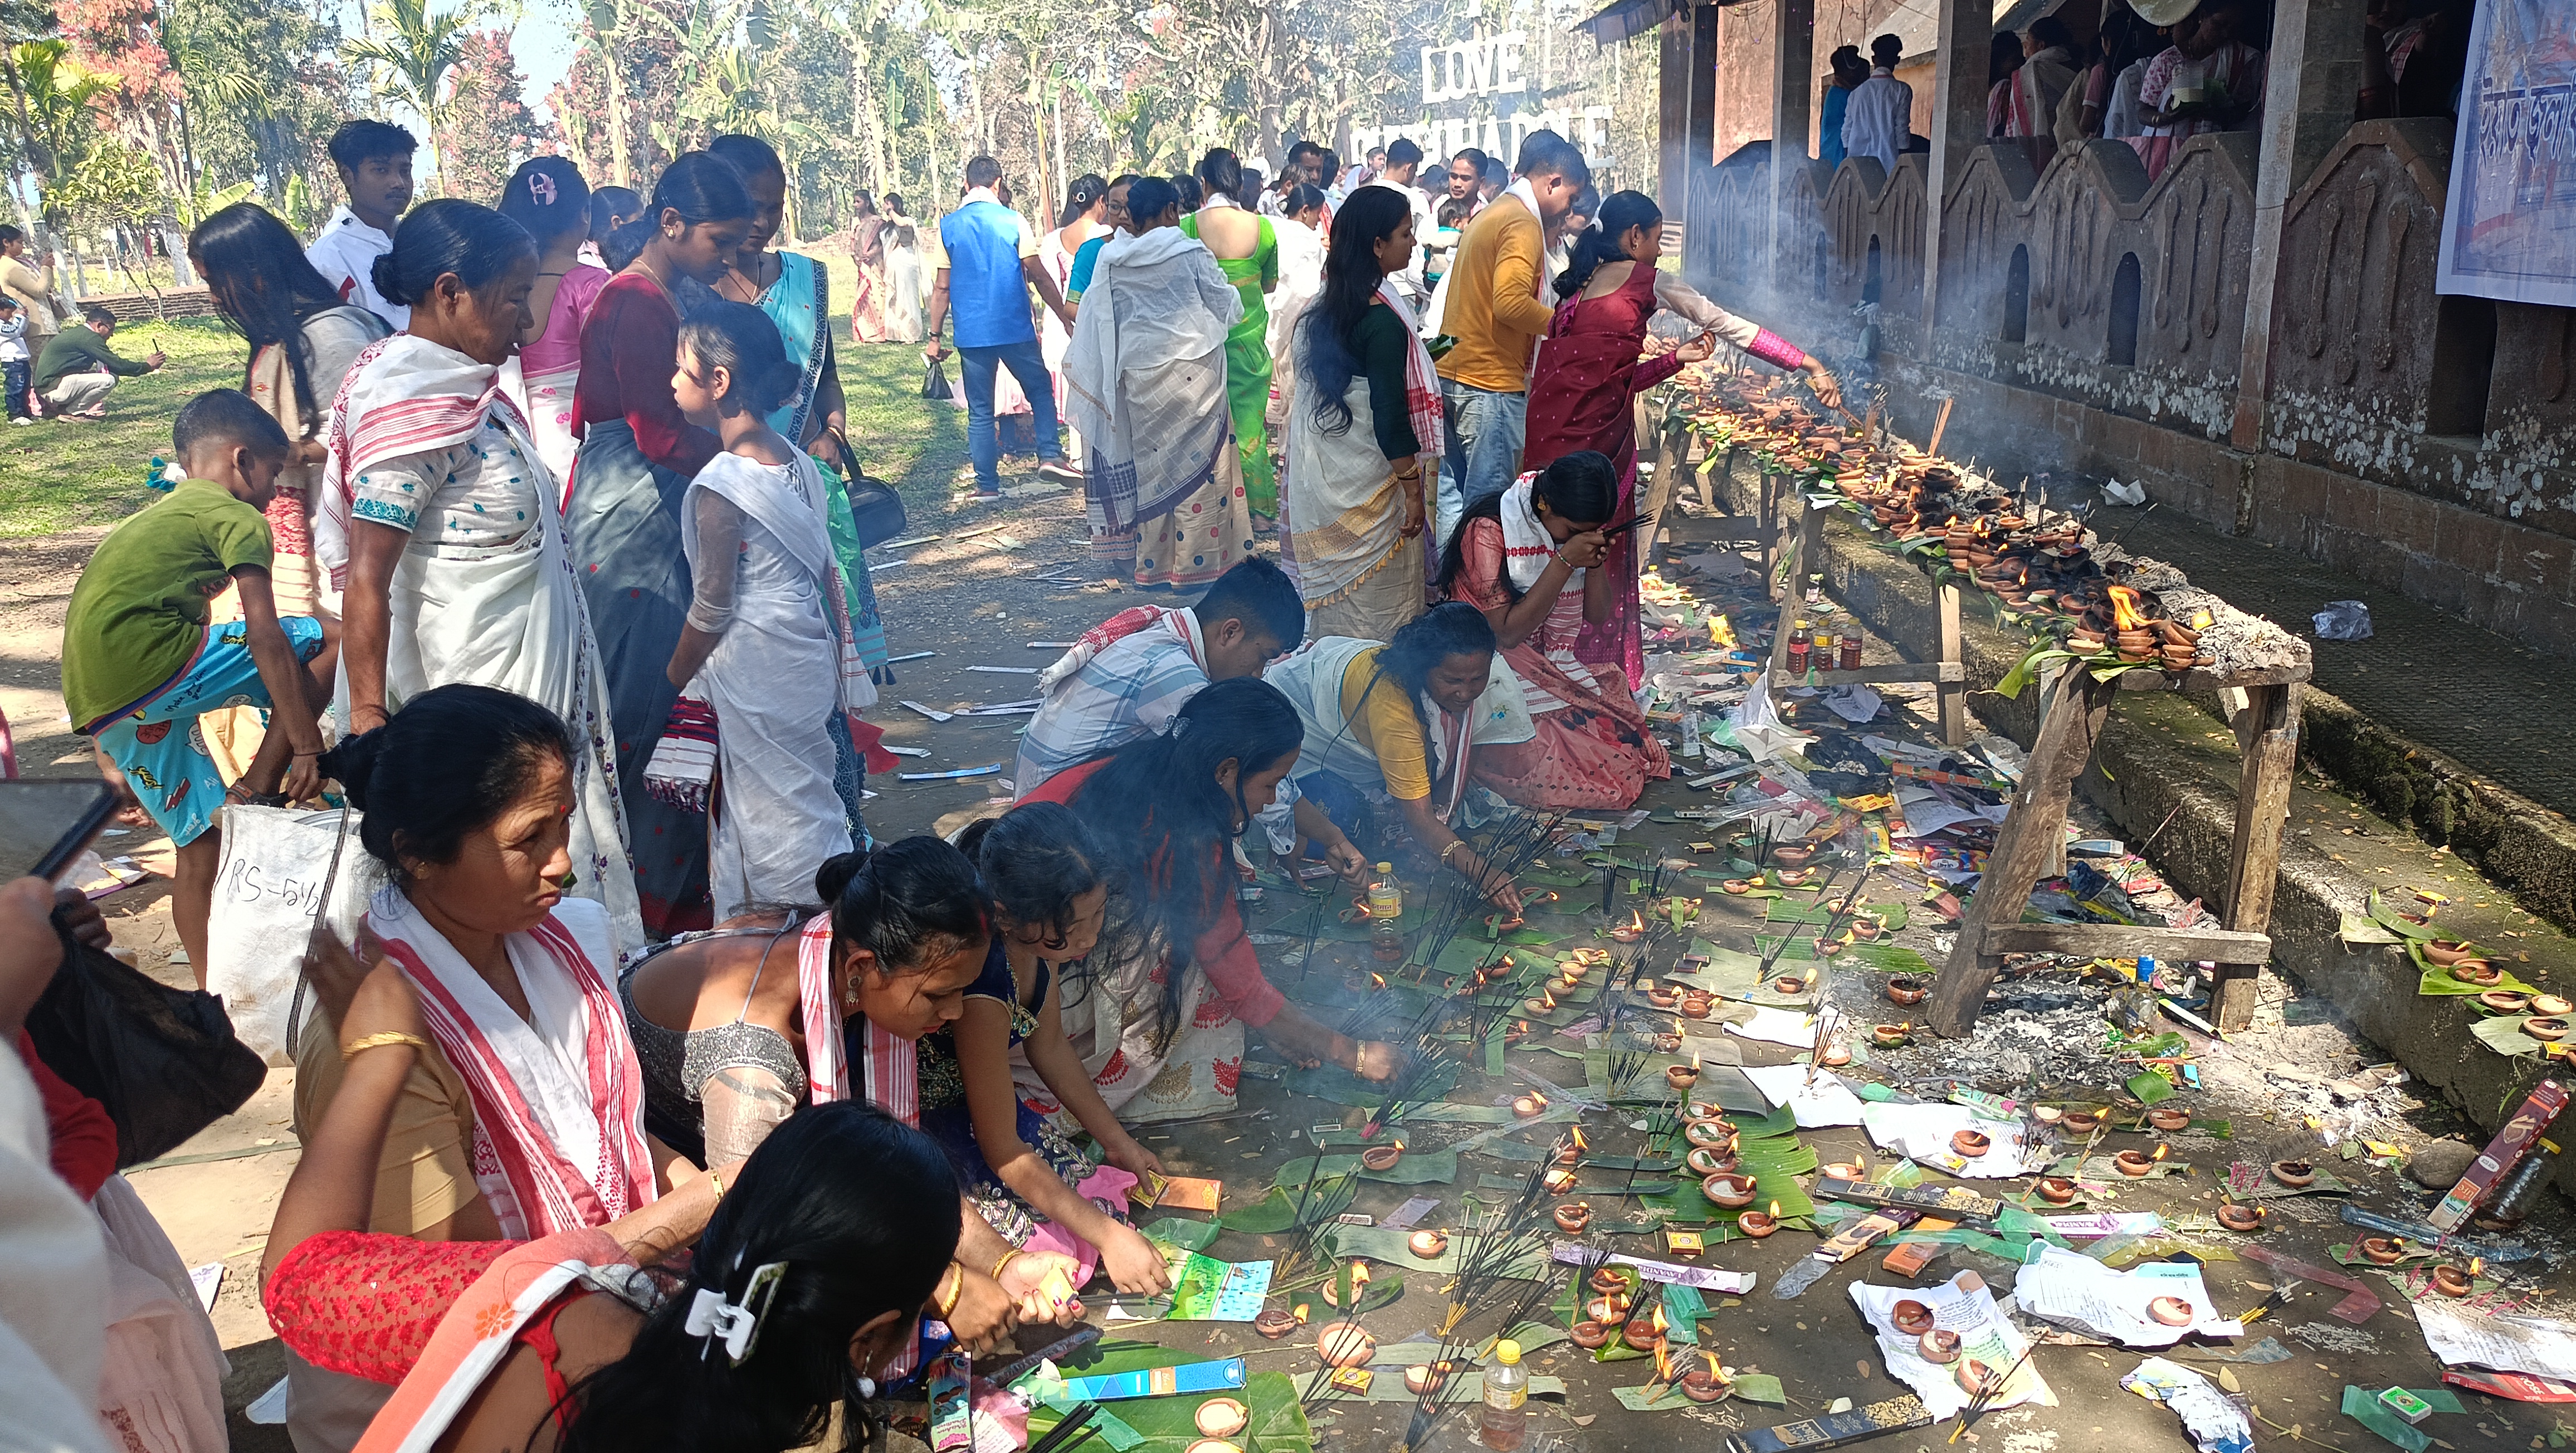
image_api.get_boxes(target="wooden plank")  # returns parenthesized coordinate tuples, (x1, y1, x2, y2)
(1768, 500, 1807, 680)
(2116, 663, 2314, 691)
(1935, 580, 1967, 747)
(1926, 666, 2116, 1037)
(1810, 662, 1966, 686)
(2214, 680, 2302, 1032)
(1980, 923, 2275, 963)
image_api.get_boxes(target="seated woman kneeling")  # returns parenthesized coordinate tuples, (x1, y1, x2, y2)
(1021, 678, 1404, 1119)
(263, 947, 963, 1453)
(619, 838, 1082, 1343)
(1433, 450, 1670, 809)
(1262, 603, 1535, 910)
(914, 804, 1172, 1294)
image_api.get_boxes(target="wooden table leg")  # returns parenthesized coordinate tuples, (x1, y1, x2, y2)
(1768, 502, 1809, 680)
(1936, 580, 1967, 748)
(1927, 667, 2116, 1037)
(2213, 680, 2302, 1032)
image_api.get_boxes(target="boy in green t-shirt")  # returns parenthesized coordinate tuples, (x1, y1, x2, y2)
(63, 388, 336, 979)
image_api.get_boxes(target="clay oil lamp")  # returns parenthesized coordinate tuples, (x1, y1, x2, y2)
(1622, 1317, 1662, 1352)
(1686, 1119, 1736, 1149)
(2538, 994, 2576, 1017)
(1684, 1099, 1727, 1123)
(1360, 1142, 1404, 1173)
(1320, 1261, 1371, 1308)
(1590, 1266, 1629, 1296)
(1679, 1364, 1730, 1403)
(1872, 1023, 1911, 1048)
(2270, 1159, 2316, 1188)
(2114, 1149, 2157, 1178)
(1852, 915, 1886, 941)
(2031, 1105, 2065, 1125)
(1585, 1293, 1626, 1324)
(1653, 1032, 1683, 1052)
(1703, 1172, 1757, 1208)
(2148, 1107, 2191, 1132)
(2062, 1109, 2103, 1134)
(2423, 939, 2480, 966)
(2482, 990, 2535, 1013)
(1504, 1019, 1533, 1046)
(1569, 1319, 1613, 1350)
(1196, 1399, 1250, 1439)
(1918, 1329, 1963, 1364)
(1687, 1145, 1739, 1177)
(2524, 1016, 2571, 1042)
(1720, 879, 1753, 895)
(1647, 982, 1680, 1010)
(1957, 1359, 2007, 1398)
(1408, 1229, 1449, 1260)
(1554, 1202, 1594, 1235)
(1403, 1363, 1450, 1396)
(2359, 1236, 2406, 1265)
(1543, 1167, 1578, 1194)
(2452, 960, 2504, 986)
(1735, 1202, 1781, 1238)
(2431, 1261, 2477, 1298)
(1317, 1322, 1376, 1367)
(1774, 974, 1808, 996)
(1821, 1041, 1853, 1067)
(1523, 986, 1560, 1017)
(1890, 1300, 1937, 1336)
(1186, 1440, 1242, 1453)
(1667, 1059, 1702, 1092)
(2035, 1176, 2077, 1205)
(1822, 1161, 1868, 1182)
(1777, 868, 1817, 886)
(1885, 976, 1928, 1006)
(1557, 1128, 1588, 1166)
(1680, 994, 1715, 1020)
(1771, 843, 1817, 869)
(1512, 1091, 1549, 1119)
(2147, 1296, 2195, 1328)
(1607, 910, 1646, 944)
(1253, 1306, 1300, 1339)
(1951, 1129, 1993, 1159)
(2216, 1202, 2266, 1233)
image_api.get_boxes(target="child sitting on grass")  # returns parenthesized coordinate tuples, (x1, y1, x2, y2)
(918, 803, 1174, 1294)
(62, 388, 338, 981)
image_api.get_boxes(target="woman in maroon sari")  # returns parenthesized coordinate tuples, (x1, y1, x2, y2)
(1522, 191, 1826, 689)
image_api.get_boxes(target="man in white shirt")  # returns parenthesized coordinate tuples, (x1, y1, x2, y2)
(1363, 137, 1438, 300)
(1840, 33, 1915, 174)
(305, 119, 417, 330)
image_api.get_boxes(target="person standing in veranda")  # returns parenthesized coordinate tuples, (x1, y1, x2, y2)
(305, 119, 419, 330)
(922, 155, 1085, 501)
(1431, 129, 1589, 544)
(1841, 34, 1915, 174)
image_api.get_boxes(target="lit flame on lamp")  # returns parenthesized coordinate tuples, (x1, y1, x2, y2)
(2151, 1143, 2171, 1163)
(1370, 973, 1388, 991)
(2109, 584, 2150, 632)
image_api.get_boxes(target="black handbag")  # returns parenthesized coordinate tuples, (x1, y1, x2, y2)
(24, 920, 266, 1167)
(817, 426, 907, 549)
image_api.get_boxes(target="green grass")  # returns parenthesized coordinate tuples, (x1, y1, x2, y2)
(0, 318, 246, 538)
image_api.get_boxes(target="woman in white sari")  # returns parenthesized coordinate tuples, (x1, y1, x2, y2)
(1263, 183, 1329, 429)
(1063, 177, 1253, 591)
(656, 302, 872, 921)
(882, 193, 926, 344)
(318, 199, 642, 948)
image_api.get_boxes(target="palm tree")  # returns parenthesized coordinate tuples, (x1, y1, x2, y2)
(10, 40, 113, 187)
(343, 0, 476, 178)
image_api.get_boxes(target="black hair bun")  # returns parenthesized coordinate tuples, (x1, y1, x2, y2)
(319, 728, 389, 810)
(369, 252, 408, 309)
(814, 847, 872, 906)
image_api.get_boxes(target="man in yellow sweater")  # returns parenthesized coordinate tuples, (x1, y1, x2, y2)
(1434, 129, 1591, 541)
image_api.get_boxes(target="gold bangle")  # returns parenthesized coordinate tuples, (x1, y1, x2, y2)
(340, 1031, 430, 1060)
(991, 1247, 1023, 1283)
(934, 1263, 964, 1319)
(1438, 839, 1465, 866)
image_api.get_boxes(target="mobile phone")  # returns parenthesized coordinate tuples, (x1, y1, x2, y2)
(0, 779, 118, 884)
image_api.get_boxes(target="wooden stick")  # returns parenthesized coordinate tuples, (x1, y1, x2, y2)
(1926, 396, 1957, 457)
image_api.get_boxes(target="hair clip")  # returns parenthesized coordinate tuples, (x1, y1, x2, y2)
(529, 172, 558, 207)
(683, 1260, 789, 1366)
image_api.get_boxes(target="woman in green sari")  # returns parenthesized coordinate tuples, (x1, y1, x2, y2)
(708, 134, 891, 833)
(1179, 148, 1279, 528)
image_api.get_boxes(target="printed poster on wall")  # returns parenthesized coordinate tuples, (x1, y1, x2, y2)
(2436, 0, 2576, 307)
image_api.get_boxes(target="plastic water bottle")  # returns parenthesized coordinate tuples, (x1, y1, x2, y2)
(1480, 1338, 1528, 1450)
(1368, 863, 1403, 920)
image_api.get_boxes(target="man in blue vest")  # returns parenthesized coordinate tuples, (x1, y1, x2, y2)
(921, 155, 1082, 499)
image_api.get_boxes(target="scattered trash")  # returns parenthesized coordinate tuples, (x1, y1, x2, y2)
(2312, 599, 2374, 640)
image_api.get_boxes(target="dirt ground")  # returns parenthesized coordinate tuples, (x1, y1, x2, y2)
(13, 470, 2576, 1453)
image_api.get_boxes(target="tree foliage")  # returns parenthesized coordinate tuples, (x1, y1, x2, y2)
(440, 27, 546, 204)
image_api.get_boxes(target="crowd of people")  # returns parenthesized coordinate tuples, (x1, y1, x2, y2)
(13, 108, 1858, 1453)
(1823, 0, 2469, 187)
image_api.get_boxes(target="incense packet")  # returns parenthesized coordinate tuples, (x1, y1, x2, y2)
(1814, 1208, 1915, 1265)
(1879, 1216, 1957, 1277)
(1060, 1357, 1248, 1402)
(2428, 1078, 2567, 1232)
(1726, 1395, 1935, 1452)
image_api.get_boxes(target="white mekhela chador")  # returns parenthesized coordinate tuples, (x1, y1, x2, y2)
(677, 450, 872, 919)
(316, 334, 643, 950)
